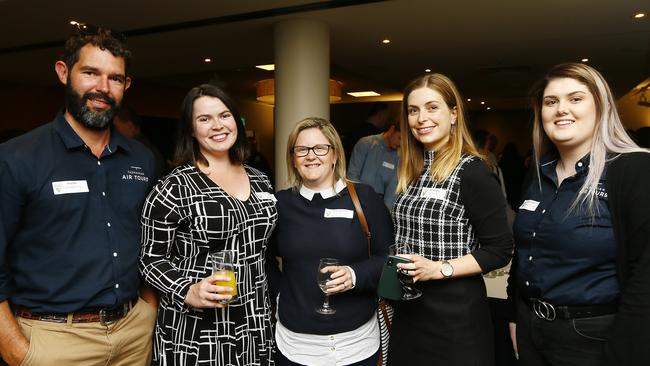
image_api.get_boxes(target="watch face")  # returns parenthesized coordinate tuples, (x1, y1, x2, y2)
(441, 262, 453, 277)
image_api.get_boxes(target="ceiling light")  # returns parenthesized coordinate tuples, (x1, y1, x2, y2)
(382, 39, 390, 44)
(581, 58, 589, 63)
(425, 69, 431, 73)
(633, 12, 645, 19)
(256, 79, 342, 104)
(69, 20, 79, 25)
(480, 101, 485, 105)
(204, 58, 212, 63)
(487, 107, 491, 110)
(467, 98, 471, 102)
(255, 64, 275, 71)
(347, 91, 381, 97)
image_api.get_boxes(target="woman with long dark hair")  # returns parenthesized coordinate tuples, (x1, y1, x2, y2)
(140, 84, 277, 365)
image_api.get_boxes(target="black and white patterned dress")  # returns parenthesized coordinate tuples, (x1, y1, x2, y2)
(140, 164, 278, 366)
(388, 151, 512, 365)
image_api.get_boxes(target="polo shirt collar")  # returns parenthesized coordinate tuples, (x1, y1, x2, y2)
(299, 179, 346, 201)
(540, 153, 590, 181)
(54, 110, 132, 153)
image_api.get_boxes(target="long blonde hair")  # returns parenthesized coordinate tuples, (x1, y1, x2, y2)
(285, 117, 347, 189)
(397, 74, 480, 192)
(531, 63, 647, 215)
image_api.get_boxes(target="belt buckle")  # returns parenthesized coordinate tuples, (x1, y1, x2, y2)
(532, 299, 556, 321)
(99, 308, 115, 326)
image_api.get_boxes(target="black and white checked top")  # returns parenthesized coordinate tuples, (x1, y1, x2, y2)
(392, 151, 512, 269)
(140, 164, 277, 366)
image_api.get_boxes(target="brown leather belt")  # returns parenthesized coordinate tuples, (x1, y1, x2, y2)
(16, 298, 137, 326)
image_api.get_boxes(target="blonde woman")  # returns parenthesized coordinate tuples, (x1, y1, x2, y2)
(267, 117, 393, 366)
(388, 74, 513, 365)
(508, 63, 650, 365)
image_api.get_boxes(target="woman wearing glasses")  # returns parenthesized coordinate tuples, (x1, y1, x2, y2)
(508, 63, 650, 365)
(267, 117, 393, 366)
(139, 84, 277, 365)
(388, 74, 513, 365)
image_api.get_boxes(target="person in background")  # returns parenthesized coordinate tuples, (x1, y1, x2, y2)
(246, 134, 274, 184)
(344, 102, 391, 162)
(0, 24, 157, 366)
(140, 84, 277, 365)
(348, 119, 401, 209)
(508, 62, 650, 365)
(268, 117, 392, 366)
(113, 105, 167, 178)
(388, 73, 513, 365)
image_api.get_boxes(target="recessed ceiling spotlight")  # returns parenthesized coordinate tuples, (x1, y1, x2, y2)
(204, 58, 212, 63)
(467, 98, 471, 102)
(487, 107, 491, 110)
(347, 91, 381, 97)
(255, 64, 275, 71)
(425, 69, 431, 73)
(480, 101, 485, 105)
(581, 58, 589, 63)
(633, 12, 645, 19)
(382, 39, 391, 44)
(70, 20, 79, 25)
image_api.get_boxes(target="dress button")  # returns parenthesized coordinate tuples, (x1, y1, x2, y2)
(115, 284, 120, 288)
(102, 192, 106, 197)
(525, 281, 530, 286)
(330, 347, 335, 351)
(541, 209, 546, 214)
(97, 161, 101, 166)
(528, 256, 533, 261)
(107, 222, 111, 227)
(532, 232, 536, 237)
(577, 161, 583, 168)
(330, 336, 334, 340)
(113, 252, 118, 257)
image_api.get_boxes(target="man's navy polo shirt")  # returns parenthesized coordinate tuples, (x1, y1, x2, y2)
(0, 112, 155, 313)
(513, 154, 619, 305)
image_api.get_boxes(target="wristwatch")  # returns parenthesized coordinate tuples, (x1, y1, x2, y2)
(440, 260, 454, 279)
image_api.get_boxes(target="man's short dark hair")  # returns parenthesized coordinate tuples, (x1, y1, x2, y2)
(62, 25, 132, 75)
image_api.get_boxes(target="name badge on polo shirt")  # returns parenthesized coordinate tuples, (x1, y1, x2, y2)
(421, 188, 447, 200)
(255, 192, 277, 202)
(52, 180, 89, 195)
(519, 200, 540, 211)
(324, 208, 354, 219)
(382, 161, 395, 170)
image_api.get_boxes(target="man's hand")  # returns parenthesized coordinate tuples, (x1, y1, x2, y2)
(0, 300, 29, 366)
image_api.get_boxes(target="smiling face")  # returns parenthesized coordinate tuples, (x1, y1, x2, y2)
(292, 127, 337, 190)
(56, 44, 131, 130)
(406, 87, 457, 151)
(541, 77, 597, 156)
(192, 96, 238, 160)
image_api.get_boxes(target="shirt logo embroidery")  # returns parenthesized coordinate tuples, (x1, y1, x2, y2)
(596, 183, 608, 199)
(122, 165, 149, 182)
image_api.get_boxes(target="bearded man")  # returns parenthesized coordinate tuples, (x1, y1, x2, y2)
(0, 24, 157, 366)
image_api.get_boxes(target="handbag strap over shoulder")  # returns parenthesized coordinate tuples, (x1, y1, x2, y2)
(346, 182, 372, 256)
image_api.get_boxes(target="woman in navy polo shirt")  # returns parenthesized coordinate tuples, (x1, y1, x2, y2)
(508, 63, 650, 365)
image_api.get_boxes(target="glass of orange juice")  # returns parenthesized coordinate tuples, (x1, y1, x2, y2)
(210, 251, 237, 304)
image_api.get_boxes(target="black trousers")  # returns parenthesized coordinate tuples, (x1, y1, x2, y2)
(515, 297, 615, 366)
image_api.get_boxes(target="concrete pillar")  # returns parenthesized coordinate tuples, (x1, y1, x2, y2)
(273, 19, 330, 190)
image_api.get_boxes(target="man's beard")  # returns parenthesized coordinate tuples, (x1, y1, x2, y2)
(64, 82, 119, 130)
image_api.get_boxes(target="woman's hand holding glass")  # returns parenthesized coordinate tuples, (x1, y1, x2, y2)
(396, 254, 445, 282)
(323, 265, 354, 295)
(184, 274, 234, 308)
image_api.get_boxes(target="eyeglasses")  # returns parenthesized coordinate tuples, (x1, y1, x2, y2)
(292, 144, 332, 157)
(72, 22, 127, 42)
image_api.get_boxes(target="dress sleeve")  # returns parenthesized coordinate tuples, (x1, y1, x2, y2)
(348, 185, 393, 292)
(139, 180, 194, 313)
(459, 158, 513, 273)
(604, 153, 650, 365)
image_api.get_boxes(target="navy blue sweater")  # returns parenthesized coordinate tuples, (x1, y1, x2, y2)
(267, 183, 393, 335)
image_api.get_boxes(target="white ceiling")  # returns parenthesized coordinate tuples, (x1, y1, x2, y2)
(1, 0, 649, 109)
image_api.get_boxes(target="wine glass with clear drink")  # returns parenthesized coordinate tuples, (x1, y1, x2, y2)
(389, 244, 422, 300)
(316, 258, 338, 314)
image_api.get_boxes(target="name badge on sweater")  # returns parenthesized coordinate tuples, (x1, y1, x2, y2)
(421, 188, 447, 200)
(519, 200, 540, 211)
(382, 161, 395, 170)
(52, 180, 89, 195)
(255, 192, 277, 202)
(324, 208, 354, 219)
